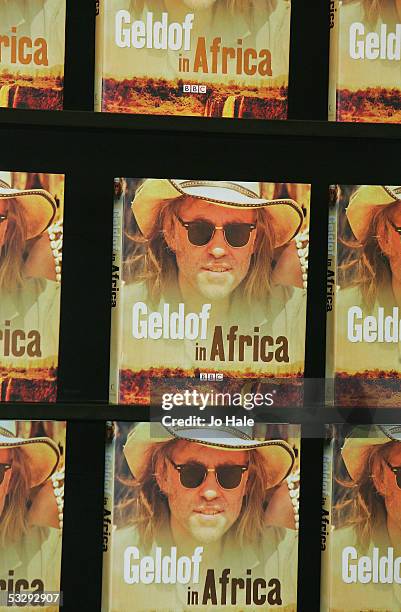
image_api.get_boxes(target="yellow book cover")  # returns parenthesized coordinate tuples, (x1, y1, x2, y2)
(330, 0, 401, 123)
(321, 424, 401, 611)
(95, 0, 292, 118)
(102, 421, 300, 611)
(0, 1, 65, 110)
(328, 184, 401, 407)
(0, 420, 66, 612)
(109, 178, 311, 405)
(0, 171, 64, 402)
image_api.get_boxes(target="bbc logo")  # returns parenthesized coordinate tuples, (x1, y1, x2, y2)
(199, 373, 224, 381)
(183, 84, 207, 93)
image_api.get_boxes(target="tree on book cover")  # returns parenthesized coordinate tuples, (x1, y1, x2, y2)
(0, 171, 64, 402)
(95, 0, 291, 118)
(109, 178, 311, 405)
(102, 421, 300, 611)
(0, 1, 66, 110)
(321, 424, 401, 611)
(329, 0, 401, 123)
(0, 420, 66, 612)
(327, 184, 401, 407)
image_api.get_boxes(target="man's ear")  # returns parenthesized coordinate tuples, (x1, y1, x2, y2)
(372, 473, 386, 496)
(163, 218, 178, 253)
(155, 461, 169, 495)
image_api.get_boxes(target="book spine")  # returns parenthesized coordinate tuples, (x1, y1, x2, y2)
(101, 422, 116, 612)
(320, 424, 334, 612)
(328, 0, 340, 121)
(109, 182, 124, 404)
(94, 0, 105, 111)
(325, 186, 338, 405)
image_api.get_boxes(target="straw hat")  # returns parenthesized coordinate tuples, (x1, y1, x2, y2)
(132, 179, 304, 248)
(346, 185, 401, 242)
(124, 422, 294, 488)
(0, 179, 56, 239)
(342, 425, 401, 482)
(0, 421, 60, 487)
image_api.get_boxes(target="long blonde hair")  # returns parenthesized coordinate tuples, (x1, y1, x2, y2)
(334, 442, 396, 549)
(0, 448, 31, 547)
(0, 199, 28, 292)
(124, 197, 275, 305)
(340, 206, 395, 308)
(118, 440, 270, 550)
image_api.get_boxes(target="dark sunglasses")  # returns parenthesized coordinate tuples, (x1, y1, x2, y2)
(0, 214, 8, 224)
(169, 459, 248, 489)
(0, 463, 12, 485)
(389, 218, 401, 240)
(385, 460, 401, 489)
(176, 215, 256, 248)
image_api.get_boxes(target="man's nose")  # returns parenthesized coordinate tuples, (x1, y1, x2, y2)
(208, 227, 227, 258)
(199, 472, 219, 500)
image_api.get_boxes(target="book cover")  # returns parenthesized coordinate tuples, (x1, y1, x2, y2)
(0, 419, 66, 612)
(326, 184, 401, 407)
(95, 0, 292, 119)
(109, 178, 311, 405)
(329, 0, 401, 122)
(0, 1, 66, 110)
(0, 171, 64, 402)
(321, 424, 401, 611)
(102, 421, 300, 611)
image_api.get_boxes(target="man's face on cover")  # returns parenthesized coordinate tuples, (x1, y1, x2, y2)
(381, 203, 401, 285)
(0, 448, 12, 518)
(377, 443, 401, 530)
(159, 441, 249, 545)
(165, 198, 257, 302)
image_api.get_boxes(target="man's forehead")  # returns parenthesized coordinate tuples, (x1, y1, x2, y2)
(178, 198, 257, 222)
(171, 439, 249, 463)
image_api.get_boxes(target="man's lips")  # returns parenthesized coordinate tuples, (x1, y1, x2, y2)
(201, 266, 232, 273)
(193, 507, 224, 516)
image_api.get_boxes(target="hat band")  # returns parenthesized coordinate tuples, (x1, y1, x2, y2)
(0, 427, 14, 438)
(178, 180, 261, 199)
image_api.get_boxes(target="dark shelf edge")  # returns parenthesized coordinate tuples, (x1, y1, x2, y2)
(2, 108, 401, 140)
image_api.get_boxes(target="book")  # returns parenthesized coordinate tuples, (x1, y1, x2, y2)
(0, 419, 66, 612)
(109, 178, 311, 405)
(0, 171, 64, 402)
(321, 424, 401, 611)
(329, 0, 401, 123)
(102, 420, 300, 611)
(0, 1, 66, 110)
(94, 0, 292, 119)
(326, 184, 401, 407)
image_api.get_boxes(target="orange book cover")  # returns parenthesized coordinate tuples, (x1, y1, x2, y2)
(109, 178, 311, 405)
(0, 420, 66, 612)
(0, 1, 65, 110)
(0, 171, 64, 402)
(329, 0, 401, 122)
(95, 0, 292, 118)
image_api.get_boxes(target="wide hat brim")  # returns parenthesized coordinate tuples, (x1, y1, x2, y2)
(0, 180, 57, 239)
(131, 179, 304, 248)
(346, 185, 401, 242)
(124, 422, 295, 488)
(342, 425, 401, 482)
(0, 425, 60, 487)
